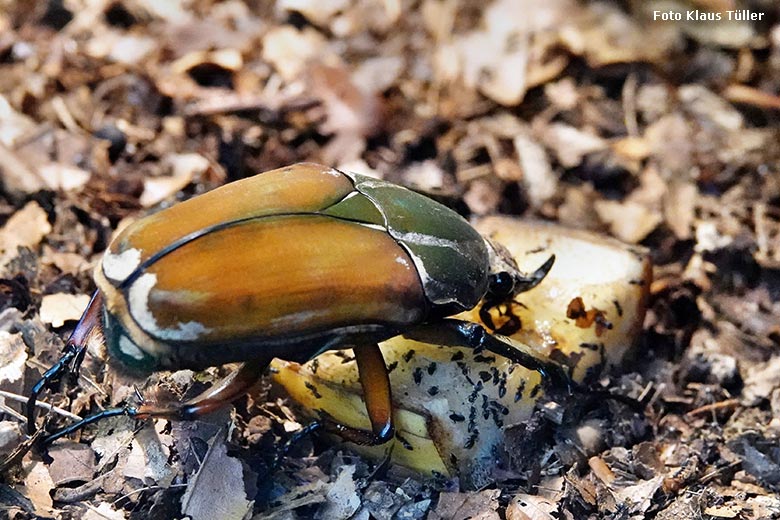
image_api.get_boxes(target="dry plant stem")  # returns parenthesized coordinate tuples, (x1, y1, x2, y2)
(684, 398, 740, 417)
(0, 390, 82, 422)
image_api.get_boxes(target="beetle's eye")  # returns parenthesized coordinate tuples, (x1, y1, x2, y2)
(488, 272, 515, 298)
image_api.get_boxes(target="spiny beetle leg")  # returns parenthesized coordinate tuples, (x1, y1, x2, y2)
(41, 359, 268, 445)
(270, 420, 323, 470)
(27, 344, 85, 435)
(403, 319, 575, 392)
(478, 301, 522, 336)
(131, 358, 268, 421)
(27, 291, 104, 436)
(42, 407, 129, 445)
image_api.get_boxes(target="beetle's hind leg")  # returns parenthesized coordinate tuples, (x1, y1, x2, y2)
(41, 359, 268, 445)
(307, 343, 394, 447)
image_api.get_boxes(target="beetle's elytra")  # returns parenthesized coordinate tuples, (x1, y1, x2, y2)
(27, 163, 567, 447)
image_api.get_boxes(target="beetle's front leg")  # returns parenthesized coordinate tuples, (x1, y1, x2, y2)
(27, 291, 104, 436)
(403, 319, 573, 391)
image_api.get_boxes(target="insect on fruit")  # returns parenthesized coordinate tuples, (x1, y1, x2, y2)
(27, 163, 569, 446)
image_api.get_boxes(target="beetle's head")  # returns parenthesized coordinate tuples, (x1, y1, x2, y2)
(485, 238, 555, 300)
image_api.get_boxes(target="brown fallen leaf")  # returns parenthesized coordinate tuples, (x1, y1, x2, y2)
(180, 429, 253, 520)
(595, 199, 662, 243)
(506, 494, 559, 520)
(0, 331, 26, 384)
(429, 490, 501, 520)
(0, 201, 52, 267)
(39, 293, 92, 328)
(47, 442, 96, 486)
(19, 460, 55, 516)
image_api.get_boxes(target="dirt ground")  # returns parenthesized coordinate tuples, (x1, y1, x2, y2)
(1, 1, 780, 519)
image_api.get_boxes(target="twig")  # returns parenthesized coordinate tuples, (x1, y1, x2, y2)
(684, 399, 740, 418)
(0, 390, 82, 422)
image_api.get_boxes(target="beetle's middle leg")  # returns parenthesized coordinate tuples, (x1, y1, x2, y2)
(131, 358, 269, 420)
(41, 359, 268, 445)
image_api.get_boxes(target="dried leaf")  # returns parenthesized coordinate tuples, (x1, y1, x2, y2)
(0, 331, 26, 384)
(46, 442, 96, 486)
(0, 421, 22, 456)
(139, 153, 210, 207)
(122, 423, 175, 485)
(514, 133, 557, 208)
(506, 494, 558, 520)
(39, 293, 91, 328)
(320, 464, 361, 520)
(278, 0, 350, 26)
(0, 202, 51, 264)
(262, 26, 328, 82)
(539, 123, 607, 168)
(181, 430, 252, 520)
(595, 200, 662, 243)
(84, 502, 127, 520)
(20, 460, 54, 516)
(429, 490, 501, 520)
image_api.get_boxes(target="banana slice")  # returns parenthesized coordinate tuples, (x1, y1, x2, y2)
(271, 218, 651, 479)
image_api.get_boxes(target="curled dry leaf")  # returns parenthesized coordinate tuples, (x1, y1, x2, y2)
(262, 25, 329, 82)
(0, 331, 26, 384)
(506, 493, 558, 520)
(139, 153, 210, 207)
(39, 293, 92, 328)
(0, 201, 51, 267)
(595, 199, 662, 244)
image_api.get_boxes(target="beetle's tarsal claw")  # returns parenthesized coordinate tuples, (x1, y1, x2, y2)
(270, 420, 323, 471)
(132, 385, 145, 404)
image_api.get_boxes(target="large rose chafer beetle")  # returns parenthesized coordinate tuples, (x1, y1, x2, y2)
(27, 163, 568, 446)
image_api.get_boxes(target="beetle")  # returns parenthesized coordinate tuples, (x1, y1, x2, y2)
(27, 163, 569, 446)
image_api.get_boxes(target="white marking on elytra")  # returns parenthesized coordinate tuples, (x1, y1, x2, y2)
(129, 273, 211, 341)
(118, 335, 145, 360)
(102, 248, 142, 282)
(393, 231, 460, 251)
(395, 256, 410, 267)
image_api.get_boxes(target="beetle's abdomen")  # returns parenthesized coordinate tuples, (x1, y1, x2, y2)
(107, 215, 427, 347)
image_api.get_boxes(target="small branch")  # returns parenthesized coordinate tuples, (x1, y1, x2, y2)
(685, 398, 740, 418)
(0, 390, 82, 422)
